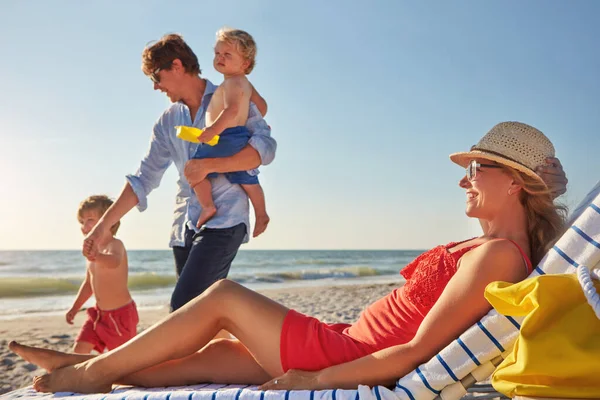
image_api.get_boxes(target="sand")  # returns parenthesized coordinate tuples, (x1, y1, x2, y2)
(0, 282, 399, 395)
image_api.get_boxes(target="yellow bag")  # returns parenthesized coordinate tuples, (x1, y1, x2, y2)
(485, 274, 600, 399)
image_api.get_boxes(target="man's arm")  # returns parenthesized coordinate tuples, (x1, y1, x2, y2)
(185, 145, 263, 188)
(93, 183, 139, 237)
(184, 103, 277, 186)
(84, 123, 172, 261)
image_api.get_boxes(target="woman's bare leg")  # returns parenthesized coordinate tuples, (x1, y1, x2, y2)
(9, 341, 93, 372)
(33, 280, 289, 393)
(120, 338, 269, 387)
(12, 338, 269, 386)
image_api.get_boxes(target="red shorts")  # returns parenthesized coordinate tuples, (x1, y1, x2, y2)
(75, 301, 139, 353)
(279, 310, 376, 372)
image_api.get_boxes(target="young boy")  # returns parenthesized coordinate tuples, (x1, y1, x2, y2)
(190, 28, 269, 238)
(67, 195, 138, 354)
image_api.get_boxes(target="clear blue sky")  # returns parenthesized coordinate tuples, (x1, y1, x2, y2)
(1, 1, 598, 250)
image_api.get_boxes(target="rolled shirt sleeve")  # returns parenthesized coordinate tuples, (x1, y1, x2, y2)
(246, 104, 277, 172)
(125, 123, 172, 212)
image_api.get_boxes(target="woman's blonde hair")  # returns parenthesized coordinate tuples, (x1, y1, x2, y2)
(504, 167, 568, 265)
(216, 27, 257, 74)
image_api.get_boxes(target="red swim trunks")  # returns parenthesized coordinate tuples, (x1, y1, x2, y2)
(75, 301, 139, 353)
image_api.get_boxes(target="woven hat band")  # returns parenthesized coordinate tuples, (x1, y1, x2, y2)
(470, 147, 535, 172)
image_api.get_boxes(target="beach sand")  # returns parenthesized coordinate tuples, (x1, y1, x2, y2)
(0, 282, 398, 394)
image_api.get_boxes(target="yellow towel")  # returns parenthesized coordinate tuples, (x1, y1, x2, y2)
(485, 274, 600, 399)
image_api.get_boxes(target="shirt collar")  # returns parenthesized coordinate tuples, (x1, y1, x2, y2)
(177, 78, 217, 109)
(199, 79, 217, 111)
(203, 79, 217, 97)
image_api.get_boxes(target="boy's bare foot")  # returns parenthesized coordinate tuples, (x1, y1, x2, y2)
(33, 363, 112, 394)
(253, 214, 270, 237)
(9, 341, 92, 372)
(196, 206, 217, 228)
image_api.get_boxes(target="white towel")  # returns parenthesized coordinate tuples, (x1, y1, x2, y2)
(0, 383, 403, 400)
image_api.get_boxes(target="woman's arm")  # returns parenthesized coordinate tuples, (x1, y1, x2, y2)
(261, 240, 527, 390)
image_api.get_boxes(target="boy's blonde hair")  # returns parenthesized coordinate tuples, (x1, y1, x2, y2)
(216, 27, 257, 74)
(77, 195, 120, 235)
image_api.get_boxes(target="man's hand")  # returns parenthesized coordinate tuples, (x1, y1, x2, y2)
(536, 157, 568, 198)
(184, 159, 211, 188)
(65, 308, 77, 325)
(83, 222, 111, 261)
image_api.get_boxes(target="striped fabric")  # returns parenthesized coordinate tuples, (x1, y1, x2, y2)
(396, 185, 600, 400)
(3, 183, 599, 400)
(0, 383, 400, 400)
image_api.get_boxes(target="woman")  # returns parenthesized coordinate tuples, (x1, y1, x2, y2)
(10, 121, 567, 394)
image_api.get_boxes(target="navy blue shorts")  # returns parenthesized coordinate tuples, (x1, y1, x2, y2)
(192, 126, 258, 185)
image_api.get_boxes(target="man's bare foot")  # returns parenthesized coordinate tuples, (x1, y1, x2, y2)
(253, 214, 270, 237)
(196, 206, 217, 228)
(9, 341, 92, 372)
(33, 363, 112, 394)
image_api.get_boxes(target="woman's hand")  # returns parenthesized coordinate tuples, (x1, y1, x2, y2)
(259, 369, 322, 391)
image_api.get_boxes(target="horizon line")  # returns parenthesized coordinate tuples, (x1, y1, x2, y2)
(0, 248, 428, 252)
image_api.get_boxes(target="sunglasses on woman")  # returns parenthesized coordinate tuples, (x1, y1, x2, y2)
(466, 159, 502, 181)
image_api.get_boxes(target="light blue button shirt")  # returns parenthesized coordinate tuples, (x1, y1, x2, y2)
(126, 80, 276, 247)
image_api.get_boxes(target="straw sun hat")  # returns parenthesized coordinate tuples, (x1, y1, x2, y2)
(449, 121, 555, 186)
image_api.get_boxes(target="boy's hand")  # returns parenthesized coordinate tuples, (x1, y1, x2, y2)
(198, 127, 218, 143)
(83, 222, 111, 261)
(65, 308, 77, 324)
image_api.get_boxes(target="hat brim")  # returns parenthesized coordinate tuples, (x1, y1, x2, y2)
(449, 150, 547, 187)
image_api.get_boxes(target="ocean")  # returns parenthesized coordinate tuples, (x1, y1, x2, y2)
(0, 250, 423, 319)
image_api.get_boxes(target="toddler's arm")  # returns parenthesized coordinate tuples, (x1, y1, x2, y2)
(250, 83, 268, 117)
(66, 269, 93, 324)
(93, 239, 126, 270)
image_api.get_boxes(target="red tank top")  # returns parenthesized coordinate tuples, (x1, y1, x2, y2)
(343, 239, 532, 347)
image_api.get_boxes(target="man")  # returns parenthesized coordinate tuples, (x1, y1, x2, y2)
(82, 34, 276, 311)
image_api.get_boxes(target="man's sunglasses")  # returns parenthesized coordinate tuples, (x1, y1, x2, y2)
(149, 61, 173, 84)
(466, 159, 503, 181)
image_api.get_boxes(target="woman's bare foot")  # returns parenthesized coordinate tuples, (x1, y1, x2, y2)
(9, 341, 92, 372)
(33, 363, 112, 394)
(196, 206, 217, 228)
(253, 214, 270, 237)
